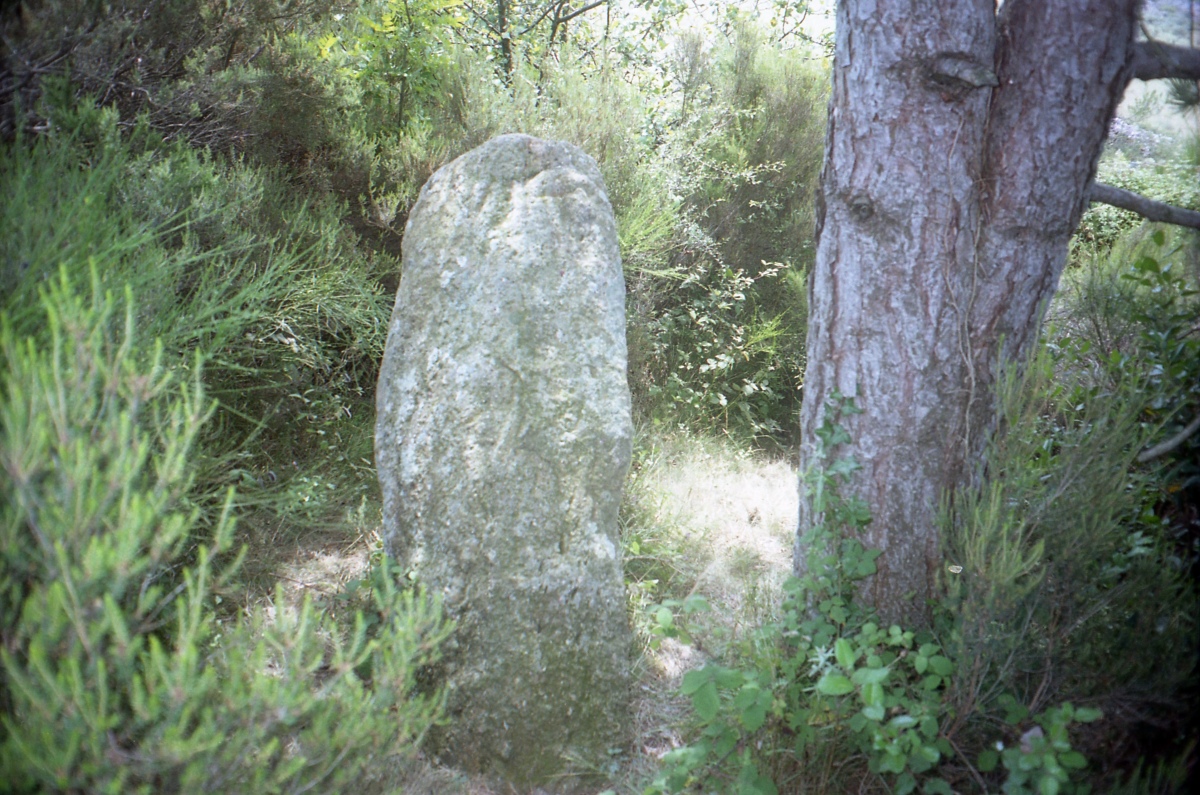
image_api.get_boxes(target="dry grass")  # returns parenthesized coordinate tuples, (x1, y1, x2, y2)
(643, 435, 797, 607)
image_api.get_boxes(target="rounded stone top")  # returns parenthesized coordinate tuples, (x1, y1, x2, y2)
(426, 133, 606, 193)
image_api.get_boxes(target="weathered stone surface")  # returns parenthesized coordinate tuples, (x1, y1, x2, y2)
(375, 134, 632, 789)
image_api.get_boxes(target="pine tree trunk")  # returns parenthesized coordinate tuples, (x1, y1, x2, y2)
(797, 0, 1140, 625)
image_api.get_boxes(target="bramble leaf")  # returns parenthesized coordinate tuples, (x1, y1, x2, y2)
(928, 655, 954, 676)
(816, 672, 854, 696)
(1060, 751, 1088, 769)
(924, 777, 953, 795)
(835, 638, 856, 669)
(692, 681, 720, 721)
(860, 682, 885, 708)
(681, 668, 708, 696)
(852, 666, 889, 686)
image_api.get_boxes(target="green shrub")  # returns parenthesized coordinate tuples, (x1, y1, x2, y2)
(3, 1, 339, 148)
(1, 91, 394, 531)
(1053, 226, 1200, 540)
(623, 25, 824, 440)
(639, 258, 800, 439)
(940, 346, 1196, 785)
(0, 271, 450, 794)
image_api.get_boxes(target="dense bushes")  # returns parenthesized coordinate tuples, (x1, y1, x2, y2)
(1075, 155, 1200, 253)
(620, 26, 825, 440)
(1, 89, 394, 529)
(301, 10, 827, 440)
(0, 273, 450, 793)
(1054, 226, 1200, 484)
(0, 0, 350, 152)
(5, 0, 826, 441)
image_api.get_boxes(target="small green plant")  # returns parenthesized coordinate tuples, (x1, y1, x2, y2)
(647, 594, 714, 650)
(975, 700, 1101, 795)
(620, 431, 709, 633)
(807, 622, 951, 794)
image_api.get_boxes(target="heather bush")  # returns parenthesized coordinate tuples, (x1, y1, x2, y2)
(0, 272, 450, 794)
(941, 345, 1195, 764)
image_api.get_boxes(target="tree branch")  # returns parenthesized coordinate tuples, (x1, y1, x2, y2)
(521, 0, 605, 36)
(1138, 412, 1200, 463)
(520, 2, 560, 36)
(1087, 182, 1200, 230)
(460, 1, 500, 34)
(1132, 40, 1200, 81)
(557, 0, 607, 25)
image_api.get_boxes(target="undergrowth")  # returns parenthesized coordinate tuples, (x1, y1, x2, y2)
(0, 82, 393, 547)
(644, 360, 1196, 794)
(0, 272, 450, 793)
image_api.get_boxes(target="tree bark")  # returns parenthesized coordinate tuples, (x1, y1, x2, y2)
(798, 0, 1139, 626)
(498, 0, 513, 78)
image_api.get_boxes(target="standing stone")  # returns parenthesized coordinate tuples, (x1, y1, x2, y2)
(375, 134, 633, 789)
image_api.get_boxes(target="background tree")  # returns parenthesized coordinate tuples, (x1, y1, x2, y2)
(798, 0, 1200, 624)
(460, 0, 610, 77)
